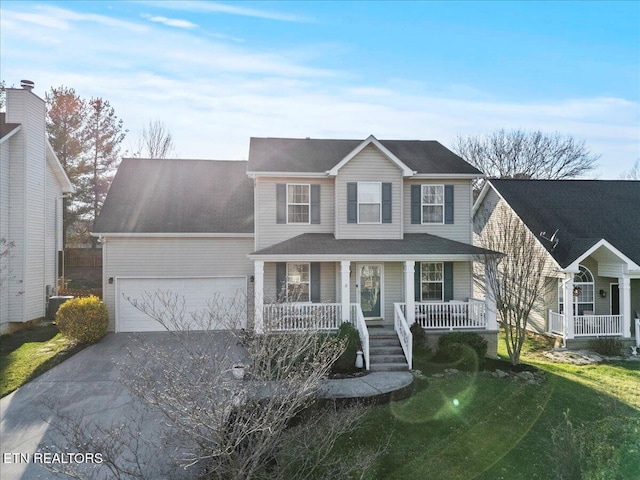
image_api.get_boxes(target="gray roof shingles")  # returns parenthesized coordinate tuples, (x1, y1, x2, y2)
(248, 137, 482, 175)
(490, 179, 640, 267)
(93, 158, 254, 234)
(251, 233, 498, 257)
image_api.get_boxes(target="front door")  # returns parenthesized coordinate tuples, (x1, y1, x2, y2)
(357, 264, 382, 318)
(611, 283, 619, 315)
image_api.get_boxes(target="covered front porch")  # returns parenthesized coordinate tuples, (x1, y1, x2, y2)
(249, 233, 501, 370)
(544, 241, 640, 347)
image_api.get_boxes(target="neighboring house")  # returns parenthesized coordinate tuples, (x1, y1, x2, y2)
(93, 135, 500, 369)
(474, 179, 640, 347)
(0, 82, 74, 334)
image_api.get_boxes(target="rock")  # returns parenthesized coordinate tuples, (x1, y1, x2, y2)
(517, 371, 535, 381)
(444, 368, 459, 375)
(494, 369, 509, 378)
(431, 373, 445, 378)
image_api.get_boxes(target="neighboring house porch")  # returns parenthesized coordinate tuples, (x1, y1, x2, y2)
(250, 233, 500, 370)
(544, 243, 640, 347)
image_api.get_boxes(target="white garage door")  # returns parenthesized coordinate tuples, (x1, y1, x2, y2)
(116, 277, 247, 332)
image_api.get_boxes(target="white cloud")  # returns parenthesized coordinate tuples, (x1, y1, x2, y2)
(140, 1, 310, 23)
(144, 15, 197, 29)
(1, 3, 637, 179)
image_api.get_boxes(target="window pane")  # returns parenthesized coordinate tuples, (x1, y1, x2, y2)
(359, 204, 380, 223)
(422, 283, 443, 301)
(575, 284, 594, 303)
(422, 262, 443, 282)
(288, 204, 309, 223)
(288, 184, 309, 204)
(358, 183, 381, 203)
(423, 205, 443, 223)
(287, 263, 309, 283)
(287, 283, 309, 302)
(422, 185, 443, 204)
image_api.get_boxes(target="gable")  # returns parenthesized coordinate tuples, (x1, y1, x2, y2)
(93, 159, 254, 234)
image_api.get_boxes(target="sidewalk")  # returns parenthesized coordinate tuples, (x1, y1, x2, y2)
(319, 371, 414, 401)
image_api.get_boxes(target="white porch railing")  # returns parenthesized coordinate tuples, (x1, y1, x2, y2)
(264, 303, 342, 331)
(263, 302, 370, 370)
(574, 315, 622, 337)
(394, 303, 412, 370)
(400, 299, 487, 330)
(351, 303, 370, 370)
(548, 310, 564, 336)
(547, 311, 623, 338)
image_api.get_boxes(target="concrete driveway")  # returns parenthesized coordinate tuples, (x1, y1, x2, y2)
(0, 332, 244, 480)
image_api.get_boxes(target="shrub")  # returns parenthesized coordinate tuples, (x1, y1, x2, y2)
(332, 322, 361, 374)
(410, 322, 432, 360)
(436, 332, 488, 370)
(55, 295, 108, 344)
(589, 337, 623, 356)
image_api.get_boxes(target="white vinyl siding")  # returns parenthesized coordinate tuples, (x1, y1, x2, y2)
(1, 88, 64, 329)
(102, 237, 254, 331)
(405, 179, 472, 242)
(255, 177, 333, 250)
(336, 145, 402, 239)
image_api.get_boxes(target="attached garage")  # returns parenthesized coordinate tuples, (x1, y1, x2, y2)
(116, 277, 247, 332)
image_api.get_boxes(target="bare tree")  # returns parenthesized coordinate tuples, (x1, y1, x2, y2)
(42, 292, 380, 479)
(474, 202, 547, 365)
(620, 159, 640, 180)
(454, 129, 599, 181)
(132, 119, 175, 159)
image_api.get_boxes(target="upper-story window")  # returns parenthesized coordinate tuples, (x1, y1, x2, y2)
(422, 185, 444, 224)
(358, 182, 382, 223)
(287, 184, 310, 224)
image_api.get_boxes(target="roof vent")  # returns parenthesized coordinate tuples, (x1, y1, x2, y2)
(20, 80, 35, 91)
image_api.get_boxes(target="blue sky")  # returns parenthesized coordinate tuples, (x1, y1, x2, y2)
(2, 1, 638, 178)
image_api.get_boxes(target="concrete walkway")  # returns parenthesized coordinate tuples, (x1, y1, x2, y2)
(320, 371, 414, 401)
(1, 332, 413, 480)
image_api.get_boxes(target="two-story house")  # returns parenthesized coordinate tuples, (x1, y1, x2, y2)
(93, 135, 499, 369)
(1, 81, 74, 334)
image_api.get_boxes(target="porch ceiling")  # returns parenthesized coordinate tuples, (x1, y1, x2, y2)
(249, 233, 500, 260)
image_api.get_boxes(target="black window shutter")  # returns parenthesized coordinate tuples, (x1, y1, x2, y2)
(414, 262, 421, 302)
(310, 263, 321, 302)
(411, 185, 421, 224)
(381, 182, 392, 223)
(276, 263, 286, 299)
(444, 262, 454, 301)
(276, 184, 286, 224)
(310, 184, 321, 224)
(347, 182, 358, 223)
(444, 185, 454, 224)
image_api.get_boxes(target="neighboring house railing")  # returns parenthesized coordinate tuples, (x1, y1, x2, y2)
(574, 314, 622, 337)
(351, 303, 370, 370)
(548, 310, 564, 336)
(400, 300, 487, 330)
(394, 303, 413, 370)
(547, 310, 623, 338)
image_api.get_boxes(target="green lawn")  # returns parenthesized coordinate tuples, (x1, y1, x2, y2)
(347, 333, 640, 480)
(0, 324, 82, 397)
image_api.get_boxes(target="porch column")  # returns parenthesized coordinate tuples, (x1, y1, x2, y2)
(484, 261, 498, 330)
(254, 261, 264, 334)
(563, 275, 575, 340)
(404, 261, 415, 324)
(619, 275, 631, 338)
(340, 261, 351, 322)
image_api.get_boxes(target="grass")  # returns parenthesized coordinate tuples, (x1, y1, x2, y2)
(0, 323, 84, 397)
(344, 331, 640, 480)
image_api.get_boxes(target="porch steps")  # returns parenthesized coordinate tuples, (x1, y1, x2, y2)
(368, 324, 409, 372)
